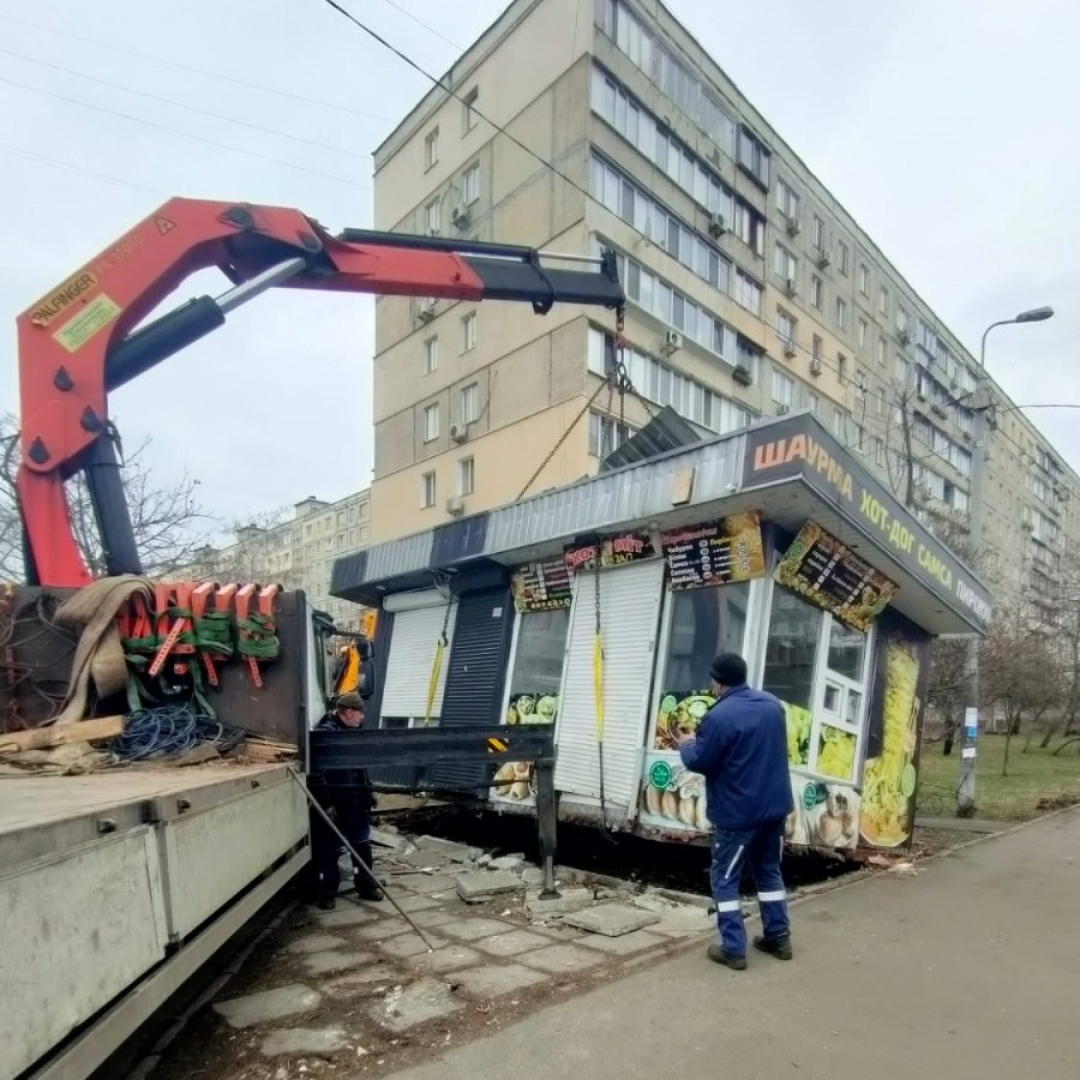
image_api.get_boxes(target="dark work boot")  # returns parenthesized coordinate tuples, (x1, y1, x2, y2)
(706, 942, 747, 970)
(753, 934, 793, 960)
(316, 896, 336, 911)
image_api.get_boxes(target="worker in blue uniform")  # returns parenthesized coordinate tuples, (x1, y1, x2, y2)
(678, 653, 795, 970)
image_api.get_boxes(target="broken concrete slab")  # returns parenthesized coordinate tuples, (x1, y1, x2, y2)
(315, 905, 381, 928)
(488, 854, 527, 873)
(475, 929, 552, 957)
(631, 895, 713, 937)
(372, 977, 463, 1033)
(214, 984, 321, 1029)
(323, 964, 399, 996)
(379, 933, 447, 960)
(456, 871, 525, 903)
(525, 887, 594, 917)
(385, 893, 441, 914)
(285, 932, 348, 955)
(394, 850, 451, 871)
(574, 929, 666, 955)
(561, 903, 661, 938)
(259, 1027, 348, 1058)
(519, 943, 606, 975)
(521, 867, 545, 887)
(409, 908, 460, 929)
(410, 943, 482, 973)
(370, 827, 406, 851)
(438, 917, 515, 942)
(413, 836, 483, 863)
(400, 873, 460, 895)
(451, 963, 549, 998)
(302, 949, 378, 976)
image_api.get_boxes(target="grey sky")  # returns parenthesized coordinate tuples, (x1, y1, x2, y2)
(2, 0, 1077, 534)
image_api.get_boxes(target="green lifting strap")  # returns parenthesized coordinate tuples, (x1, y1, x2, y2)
(236, 612, 281, 663)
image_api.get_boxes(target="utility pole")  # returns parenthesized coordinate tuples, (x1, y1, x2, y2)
(961, 306, 1055, 816)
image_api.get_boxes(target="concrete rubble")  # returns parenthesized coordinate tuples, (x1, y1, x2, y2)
(180, 834, 714, 1071)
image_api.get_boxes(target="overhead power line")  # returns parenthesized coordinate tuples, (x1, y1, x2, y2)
(0, 12, 392, 122)
(0, 47, 371, 160)
(0, 74, 367, 188)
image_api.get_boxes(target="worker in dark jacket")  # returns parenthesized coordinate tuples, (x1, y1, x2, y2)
(679, 653, 795, 970)
(308, 691, 382, 908)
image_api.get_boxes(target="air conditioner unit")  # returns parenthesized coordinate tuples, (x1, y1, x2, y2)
(449, 422, 468, 444)
(897, 328, 912, 346)
(733, 364, 753, 386)
(708, 212, 727, 238)
(786, 216, 801, 237)
(784, 278, 798, 298)
(777, 403, 791, 415)
(810, 357, 823, 377)
(708, 148, 722, 167)
(450, 205, 470, 228)
(417, 299, 437, 322)
(783, 340, 797, 358)
(1022, 520, 1034, 533)
(816, 248, 831, 269)
(661, 329, 683, 354)
(446, 496, 465, 517)
(931, 402, 947, 419)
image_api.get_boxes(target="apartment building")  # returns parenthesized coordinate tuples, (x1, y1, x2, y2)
(185, 490, 372, 628)
(369, 0, 1076, 608)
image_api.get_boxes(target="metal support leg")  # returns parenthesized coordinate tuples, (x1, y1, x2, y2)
(82, 433, 142, 576)
(535, 762, 560, 900)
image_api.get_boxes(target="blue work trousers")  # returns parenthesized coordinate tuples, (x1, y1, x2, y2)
(710, 817, 789, 957)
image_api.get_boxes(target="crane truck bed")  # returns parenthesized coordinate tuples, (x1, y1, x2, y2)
(0, 762, 309, 1080)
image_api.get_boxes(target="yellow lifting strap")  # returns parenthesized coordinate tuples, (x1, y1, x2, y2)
(422, 592, 454, 728)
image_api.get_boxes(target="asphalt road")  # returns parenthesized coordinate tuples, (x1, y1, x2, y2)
(383, 808, 1080, 1080)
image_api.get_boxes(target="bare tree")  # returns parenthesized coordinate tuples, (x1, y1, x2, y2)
(979, 599, 1064, 776)
(183, 508, 304, 589)
(1, 413, 211, 581)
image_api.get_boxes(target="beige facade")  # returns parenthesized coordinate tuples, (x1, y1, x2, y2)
(370, 0, 1076, 609)
(183, 491, 371, 628)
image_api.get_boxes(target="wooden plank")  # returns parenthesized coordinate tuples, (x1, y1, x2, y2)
(0, 716, 124, 754)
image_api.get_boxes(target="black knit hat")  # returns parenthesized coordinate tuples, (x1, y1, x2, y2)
(336, 691, 365, 710)
(710, 652, 747, 686)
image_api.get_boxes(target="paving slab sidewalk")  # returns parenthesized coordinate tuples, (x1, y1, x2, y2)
(379, 809, 1080, 1080)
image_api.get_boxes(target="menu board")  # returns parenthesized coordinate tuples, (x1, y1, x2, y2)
(511, 557, 572, 612)
(774, 520, 899, 632)
(564, 532, 656, 573)
(660, 511, 766, 591)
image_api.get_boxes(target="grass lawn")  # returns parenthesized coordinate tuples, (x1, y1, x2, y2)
(915, 733, 1080, 821)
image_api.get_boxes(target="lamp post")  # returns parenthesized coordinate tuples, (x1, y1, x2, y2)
(960, 306, 1055, 816)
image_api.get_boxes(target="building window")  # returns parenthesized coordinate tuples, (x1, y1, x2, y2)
(423, 335, 438, 375)
(458, 456, 474, 495)
(463, 87, 479, 132)
(858, 263, 870, 296)
(810, 274, 823, 311)
(777, 177, 799, 221)
(777, 309, 797, 351)
(857, 318, 867, 348)
(737, 125, 771, 188)
(734, 270, 763, 316)
(879, 286, 889, 317)
(808, 391, 819, 414)
(837, 240, 849, 276)
(835, 297, 848, 331)
(812, 335, 823, 363)
(460, 382, 479, 423)
(424, 128, 439, 169)
(425, 198, 441, 235)
(734, 202, 766, 257)
(462, 311, 477, 351)
(774, 244, 797, 282)
(772, 368, 795, 409)
(895, 354, 909, 384)
(896, 306, 909, 334)
(423, 402, 440, 442)
(463, 162, 480, 204)
(813, 214, 825, 249)
(421, 471, 436, 508)
(877, 336, 887, 366)
(838, 352, 848, 384)
(589, 411, 632, 457)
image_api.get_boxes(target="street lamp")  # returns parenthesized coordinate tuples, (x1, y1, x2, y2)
(961, 304, 1055, 815)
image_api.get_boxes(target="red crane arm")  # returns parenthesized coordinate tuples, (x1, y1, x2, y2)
(15, 198, 624, 588)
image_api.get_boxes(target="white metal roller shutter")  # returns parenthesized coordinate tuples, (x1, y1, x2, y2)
(381, 598, 457, 722)
(555, 559, 664, 815)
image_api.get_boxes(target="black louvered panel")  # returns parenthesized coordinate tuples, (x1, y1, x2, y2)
(428, 587, 513, 790)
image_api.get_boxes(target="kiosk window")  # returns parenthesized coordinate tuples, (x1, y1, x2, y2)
(762, 586, 822, 709)
(827, 616, 866, 681)
(506, 609, 570, 724)
(662, 583, 750, 692)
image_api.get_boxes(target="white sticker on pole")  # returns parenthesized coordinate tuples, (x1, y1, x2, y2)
(962, 747, 977, 760)
(964, 707, 978, 733)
